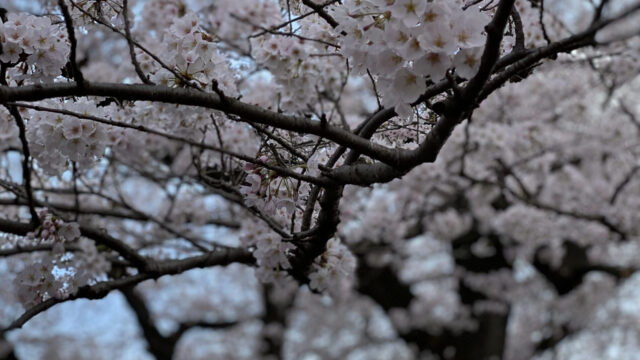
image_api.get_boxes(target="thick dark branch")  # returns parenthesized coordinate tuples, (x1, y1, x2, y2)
(121, 286, 175, 360)
(172, 320, 238, 340)
(0, 82, 403, 167)
(324, 0, 518, 186)
(511, 7, 526, 52)
(461, 0, 516, 105)
(0, 3, 633, 197)
(324, 162, 405, 185)
(479, 2, 640, 102)
(2, 247, 253, 333)
(592, 0, 612, 23)
(0, 218, 33, 236)
(325, 0, 640, 187)
(301, 0, 339, 28)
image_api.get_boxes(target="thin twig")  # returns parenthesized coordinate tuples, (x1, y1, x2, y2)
(5, 106, 40, 226)
(58, 0, 84, 85)
(10, 102, 330, 187)
(122, 0, 154, 85)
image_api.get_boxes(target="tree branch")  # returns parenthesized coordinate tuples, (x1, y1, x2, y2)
(2, 247, 253, 334)
(0, 82, 402, 167)
(122, 0, 154, 85)
(58, 0, 84, 85)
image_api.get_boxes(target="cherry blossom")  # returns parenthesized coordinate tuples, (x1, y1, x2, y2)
(1, 0, 640, 358)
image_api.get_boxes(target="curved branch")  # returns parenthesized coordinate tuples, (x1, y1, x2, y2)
(58, 0, 84, 85)
(122, 0, 153, 85)
(2, 247, 253, 334)
(0, 82, 404, 167)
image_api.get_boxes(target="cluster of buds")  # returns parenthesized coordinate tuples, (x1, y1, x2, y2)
(25, 209, 81, 252)
(13, 209, 83, 307)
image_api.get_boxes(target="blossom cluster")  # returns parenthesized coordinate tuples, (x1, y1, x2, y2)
(250, 15, 347, 112)
(240, 155, 300, 213)
(136, 12, 237, 93)
(240, 220, 295, 285)
(25, 103, 121, 174)
(25, 210, 81, 248)
(209, 0, 347, 113)
(332, 0, 489, 115)
(206, 0, 282, 51)
(308, 238, 356, 295)
(0, 12, 70, 82)
(14, 209, 82, 307)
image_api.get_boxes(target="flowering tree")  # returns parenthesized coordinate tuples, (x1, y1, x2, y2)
(2, 0, 640, 358)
